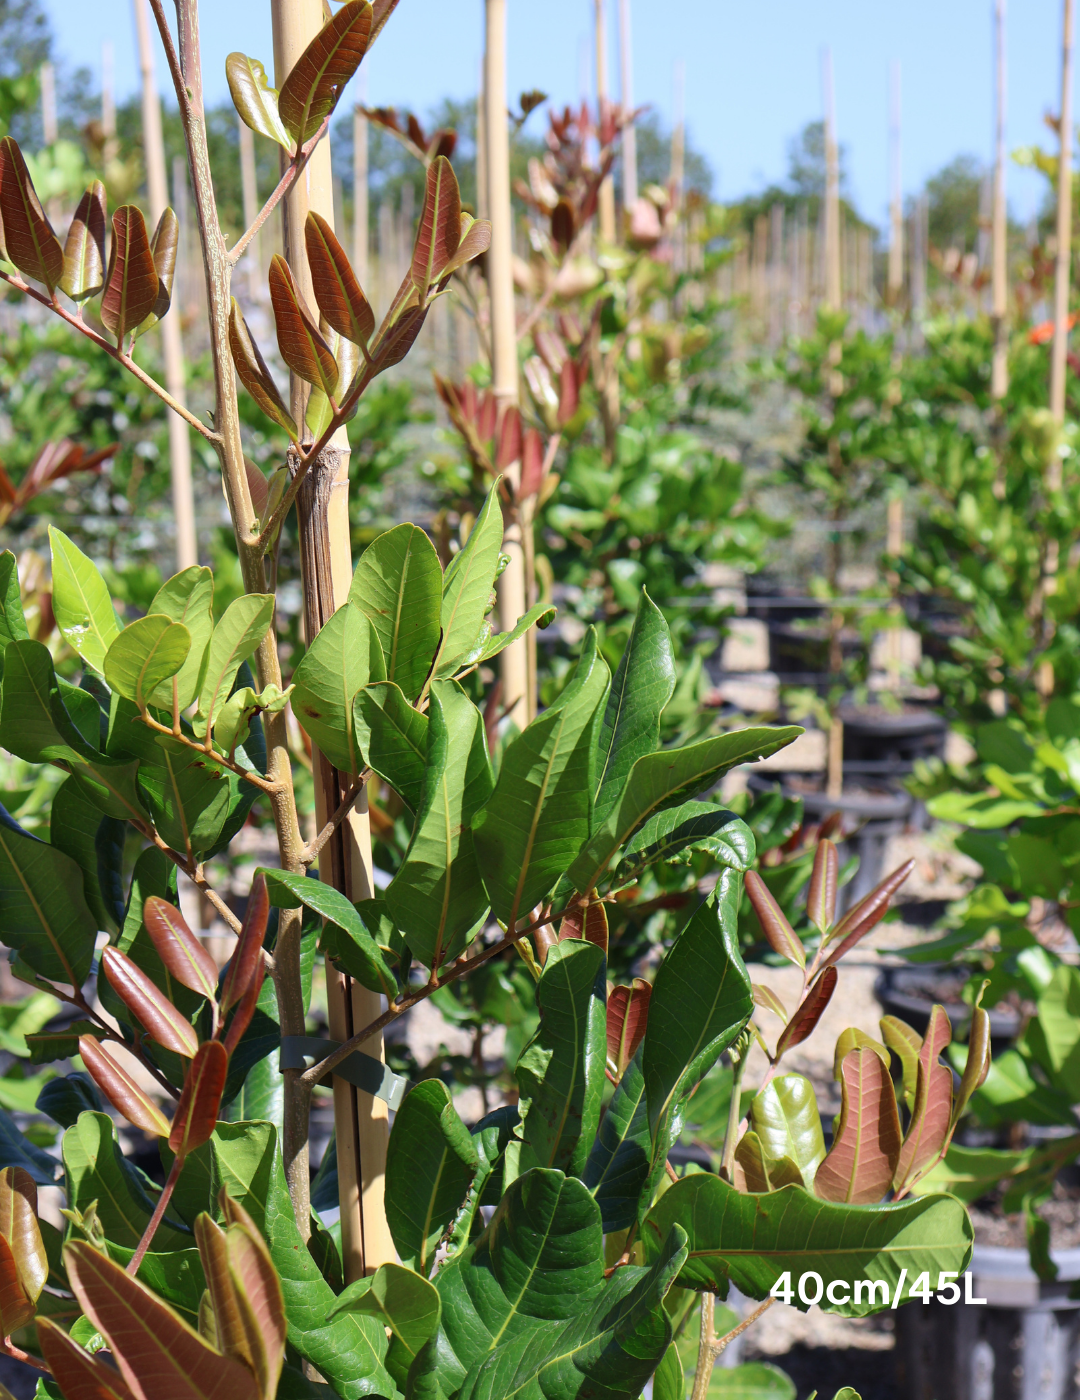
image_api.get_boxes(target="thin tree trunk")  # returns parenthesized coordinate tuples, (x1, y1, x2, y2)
(617, 0, 637, 211)
(887, 62, 903, 305)
(134, 0, 198, 571)
(594, 0, 616, 242)
(270, 0, 394, 1278)
(485, 0, 531, 727)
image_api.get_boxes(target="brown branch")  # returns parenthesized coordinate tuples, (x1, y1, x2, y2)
(148, 834, 243, 935)
(147, 0, 190, 121)
(1, 1340, 50, 1374)
(127, 1150, 184, 1274)
(138, 709, 281, 795)
(228, 116, 331, 265)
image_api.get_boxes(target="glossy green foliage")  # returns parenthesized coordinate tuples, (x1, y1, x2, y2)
(385, 1080, 478, 1273)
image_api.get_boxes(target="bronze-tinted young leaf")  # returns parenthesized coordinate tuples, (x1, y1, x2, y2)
(278, 0, 372, 144)
(78, 1036, 171, 1138)
(169, 1040, 228, 1158)
(824, 858, 916, 962)
(101, 206, 160, 344)
(411, 155, 461, 302)
(137, 207, 178, 332)
(225, 53, 292, 150)
(369, 0, 399, 44)
(752, 984, 788, 1021)
(814, 1048, 902, 1204)
(222, 956, 265, 1057)
(744, 870, 804, 968)
(101, 947, 199, 1058)
(880, 1014, 922, 1109)
(832, 1027, 890, 1081)
(806, 839, 838, 934)
(143, 897, 219, 1001)
(894, 1037, 954, 1194)
(0, 136, 63, 291)
(606, 979, 650, 1076)
(220, 873, 269, 1011)
(0, 1166, 47, 1308)
(774, 966, 837, 1058)
(436, 215, 492, 281)
(951, 1005, 991, 1131)
(268, 254, 339, 396)
(371, 299, 427, 372)
(306, 211, 375, 347)
(557, 901, 608, 955)
(64, 1241, 260, 1400)
(0, 1233, 35, 1334)
(195, 1216, 262, 1391)
(61, 181, 107, 300)
(37, 1316, 137, 1400)
(228, 299, 298, 438)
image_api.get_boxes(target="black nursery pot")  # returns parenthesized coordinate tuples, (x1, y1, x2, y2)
(896, 1245, 1080, 1400)
(837, 703, 948, 785)
(874, 965, 1021, 1047)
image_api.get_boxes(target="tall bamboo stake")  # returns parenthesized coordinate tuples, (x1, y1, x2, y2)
(822, 49, 841, 311)
(618, 0, 637, 211)
(670, 59, 685, 209)
(353, 95, 369, 288)
(594, 0, 616, 242)
(1042, 0, 1075, 698)
(237, 116, 260, 303)
(270, 0, 395, 1279)
(991, 0, 1009, 399)
(133, 0, 197, 571)
(40, 63, 57, 144)
(485, 0, 530, 727)
(887, 62, 903, 304)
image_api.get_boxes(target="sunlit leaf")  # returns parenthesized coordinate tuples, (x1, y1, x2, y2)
(226, 54, 292, 150)
(815, 1049, 902, 1204)
(278, 0, 373, 145)
(228, 300, 298, 439)
(306, 211, 374, 347)
(60, 181, 106, 300)
(0, 135, 63, 291)
(101, 206, 160, 345)
(268, 255, 339, 397)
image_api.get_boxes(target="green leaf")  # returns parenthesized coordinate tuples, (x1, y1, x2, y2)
(225, 53, 293, 149)
(472, 630, 609, 926)
(593, 589, 676, 827)
(104, 615, 191, 712)
(614, 803, 754, 885)
(0, 992, 61, 1056)
(102, 1244, 207, 1325)
(749, 1074, 826, 1190)
(62, 1111, 189, 1250)
(35, 1073, 102, 1129)
(653, 1342, 684, 1400)
(330, 1263, 440, 1388)
(261, 867, 397, 996)
(0, 1104, 59, 1183)
(0, 639, 102, 766)
(0, 550, 28, 647)
(48, 527, 120, 673)
(49, 776, 122, 934)
(353, 681, 429, 812)
(196, 593, 275, 733)
(444, 1105, 519, 1261)
(136, 740, 243, 861)
(708, 1364, 796, 1399)
(644, 884, 753, 1138)
(291, 602, 384, 774)
(571, 726, 802, 893)
(198, 1120, 395, 1399)
(348, 523, 442, 701)
(641, 1172, 972, 1315)
(385, 1079, 478, 1273)
(1029, 965, 1080, 1096)
(477, 603, 557, 664)
(0, 801, 97, 987)
(149, 567, 214, 710)
(511, 939, 607, 1181)
(385, 680, 493, 969)
(910, 1142, 1034, 1204)
(433, 483, 506, 678)
(958, 1046, 1074, 1128)
(582, 1044, 651, 1232)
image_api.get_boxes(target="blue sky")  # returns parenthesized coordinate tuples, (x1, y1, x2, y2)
(43, 0, 1071, 226)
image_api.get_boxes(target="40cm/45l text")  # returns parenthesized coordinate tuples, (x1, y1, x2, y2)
(770, 1271, 987, 1308)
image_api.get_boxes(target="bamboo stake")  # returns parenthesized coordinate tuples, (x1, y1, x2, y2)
(238, 116, 260, 303)
(353, 95, 369, 288)
(670, 59, 685, 211)
(485, 0, 530, 728)
(887, 61, 903, 304)
(822, 49, 841, 310)
(594, 0, 616, 242)
(270, 0, 394, 1280)
(134, 0, 198, 571)
(40, 63, 57, 144)
(618, 0, 637, 211)
(1042, 0, 1075, 698)
(991, 0, 1009, 399)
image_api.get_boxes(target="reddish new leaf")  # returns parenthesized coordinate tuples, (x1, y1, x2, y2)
(222, 955, 266, 1057)
(557, 900, 608, 954)
(951, 1004, 991, 1131)
(0, 1234, 35, 1335)
(806, 839, 838, 934)
(0, 136, 63, 291)
(305, 211, 375, 347)
(814, 1048, 902, 1205)
(0, 1167, 47, 1306)
(278, 0, 372, 145)
(143, 898, 219, 1001)
(744, 870, 805, 969)
(606, 979, 650, 1075)
(61, 181, 107, 301)
(101, 206, 160, 344)
(557, 357, 580, 426)
(170, 1040, 228, 1158)
(228, 299, 298, 438)
(78, 1037, 171, 1139)
(520, 429, 546, 499)
(138, 207, 179, 331)
(101, 947, 199, 1058)
(370, 297, 427, 372)
(436, 215, 491, 281)
(774, 967, 837, 1058)
(495, 406, 522, 470)
(268, 255, 339, 397)
(824, 858, 916, 963)
(37, 1317, 137, 1400)
(369, 0, 399, 44)
(64, 1241, 260, 1400)
(220, 874, 269, 1011)
(411, 155, 461, 301)
(752, 983, 788, 1021)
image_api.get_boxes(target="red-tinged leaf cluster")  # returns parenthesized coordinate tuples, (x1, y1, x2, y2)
(606, 979, 650, 1076)
(815, 1048, 902, 1204)
(558, 899, 609, 955)
(0, 1166, 48, 1338)
(0, 438, 118, 527)
(362, 105, 457, 166)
